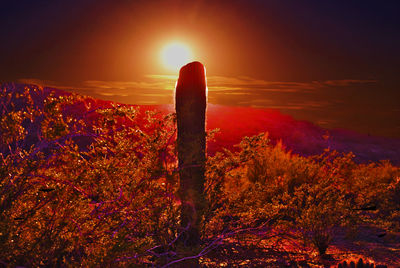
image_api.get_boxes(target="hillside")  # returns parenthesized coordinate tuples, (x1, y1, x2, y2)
(2, 83, 399, 165)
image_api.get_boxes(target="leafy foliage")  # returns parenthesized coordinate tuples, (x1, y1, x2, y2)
(1, 84, 399, 266)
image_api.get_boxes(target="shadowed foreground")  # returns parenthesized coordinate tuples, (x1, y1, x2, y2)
(0, 83, 399, 267)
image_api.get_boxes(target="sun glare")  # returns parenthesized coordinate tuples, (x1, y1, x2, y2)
(161, 42, 193, 71)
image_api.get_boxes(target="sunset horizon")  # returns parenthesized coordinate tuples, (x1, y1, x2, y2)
(1, 1, 400, 267)
(1, 1, 399, 138)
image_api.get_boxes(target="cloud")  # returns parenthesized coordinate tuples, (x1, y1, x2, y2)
(17, 76, 377, 110)
(322, 79, 377, 86)
(207, 76, 321, 92)
(144, 75, 377, 93)
(17, 77, 176, 104)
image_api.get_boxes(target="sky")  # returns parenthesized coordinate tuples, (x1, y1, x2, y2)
(1, 0, 399, 138)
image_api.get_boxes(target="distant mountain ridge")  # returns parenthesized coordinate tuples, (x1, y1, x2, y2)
(2, 83, 399, 165)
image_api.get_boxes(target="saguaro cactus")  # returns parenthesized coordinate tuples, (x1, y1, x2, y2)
(175, 61, 207, 246)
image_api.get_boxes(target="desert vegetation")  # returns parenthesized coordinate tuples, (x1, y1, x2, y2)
(1, 84, 399, 267)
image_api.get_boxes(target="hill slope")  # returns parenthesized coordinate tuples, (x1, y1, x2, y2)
(2, 83, 399, 164)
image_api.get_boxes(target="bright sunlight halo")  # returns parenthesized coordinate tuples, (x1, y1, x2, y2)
(161, 42, 193, 71)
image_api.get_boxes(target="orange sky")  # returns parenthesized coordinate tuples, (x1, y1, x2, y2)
(1, 0, 399, 137)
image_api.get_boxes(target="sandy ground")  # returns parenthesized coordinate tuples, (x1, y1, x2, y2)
(199, 224, 400, 267)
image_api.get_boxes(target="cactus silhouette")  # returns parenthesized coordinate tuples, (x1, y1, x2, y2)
(175, 61, 207, 246)
(337, 258, 387, 268)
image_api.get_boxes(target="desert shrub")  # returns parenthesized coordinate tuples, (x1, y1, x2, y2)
(246, 140, 320, 194)
(1, 84, 399, 266)
(205, 135, 361, 256)
(275, 178, 354, 255)
(205, 134, 279, 232)
(349, 161, 400, 230)
(0, 85, 179, 266)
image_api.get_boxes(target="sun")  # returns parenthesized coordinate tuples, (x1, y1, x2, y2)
(161, 42, 193, 71)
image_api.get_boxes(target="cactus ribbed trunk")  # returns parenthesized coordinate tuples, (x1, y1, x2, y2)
(175, 61, 206, 246)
